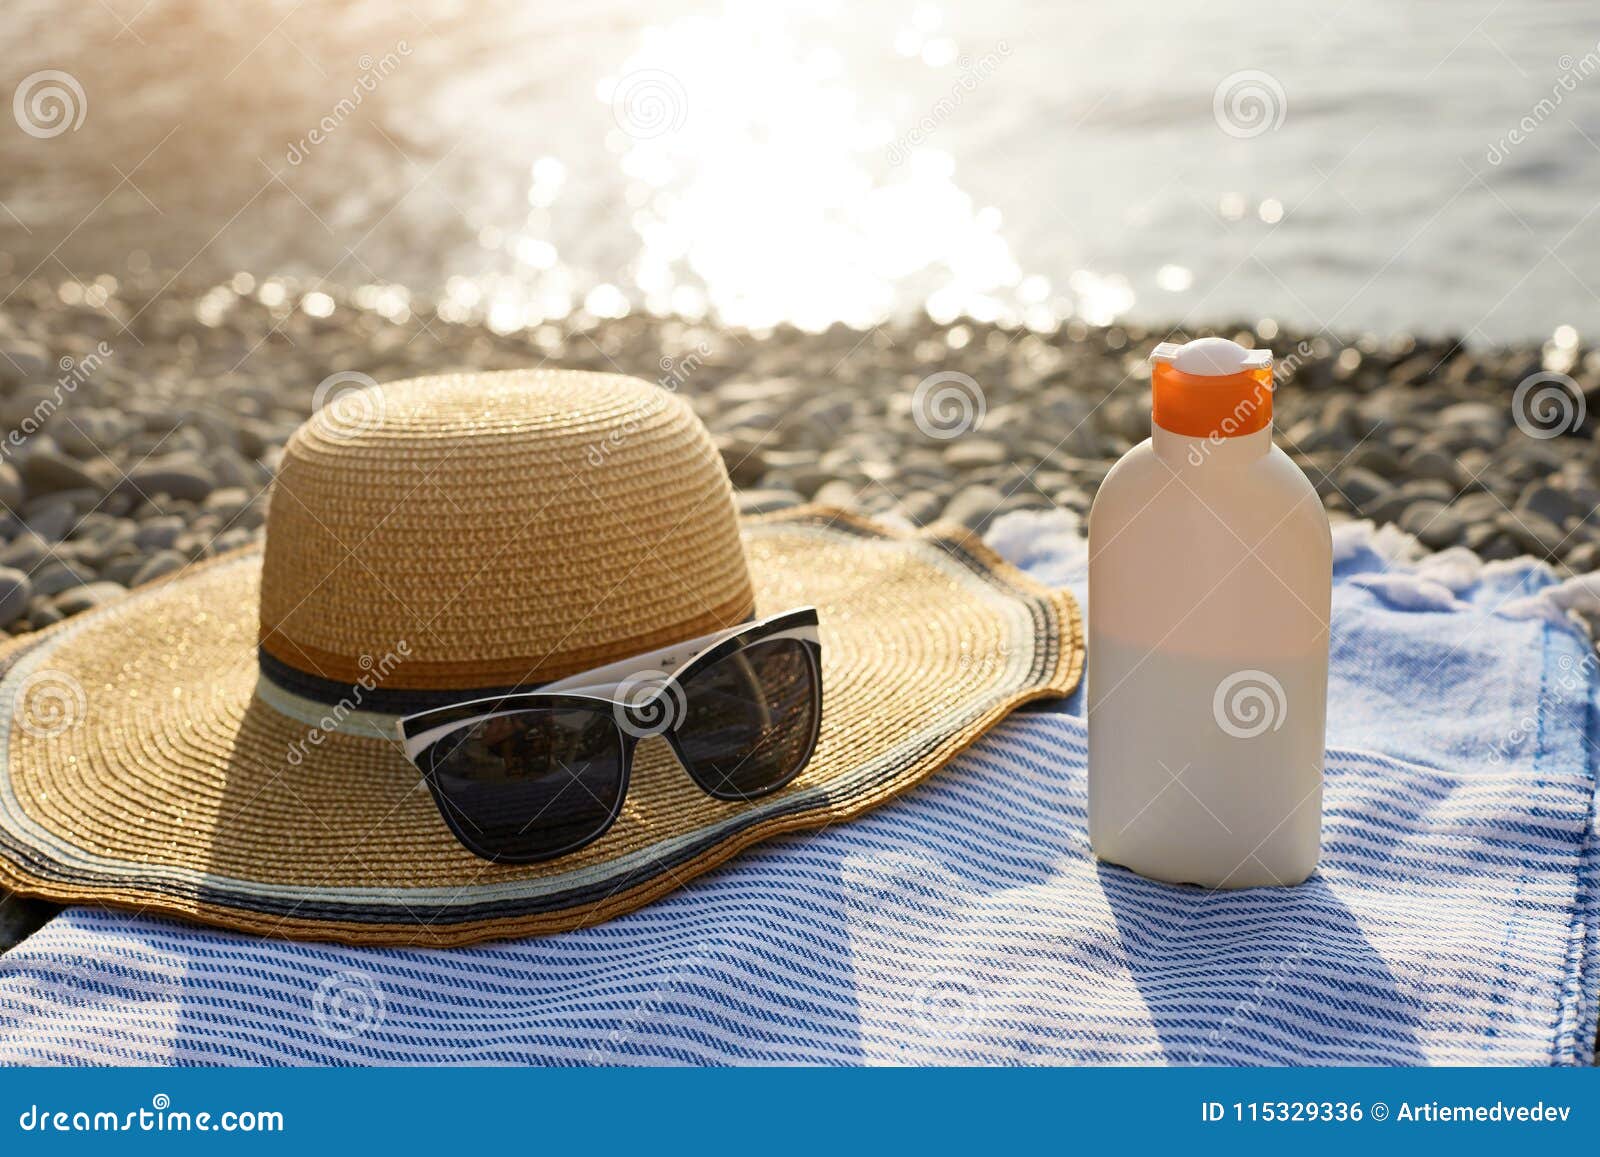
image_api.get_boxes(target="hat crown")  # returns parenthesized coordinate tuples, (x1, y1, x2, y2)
(258, 369, 754, 691)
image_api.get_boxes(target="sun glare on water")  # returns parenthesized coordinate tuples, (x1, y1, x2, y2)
(580, 2, 1095, 333)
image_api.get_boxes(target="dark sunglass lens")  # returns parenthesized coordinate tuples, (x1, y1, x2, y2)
(425, 708, 623, 861)
(675, 638, 819, 798)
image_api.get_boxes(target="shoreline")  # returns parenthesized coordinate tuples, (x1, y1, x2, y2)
(3, 272, 1596, 554)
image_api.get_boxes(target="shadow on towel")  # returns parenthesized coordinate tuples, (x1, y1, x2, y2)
(1101, 863, 1425, 1065)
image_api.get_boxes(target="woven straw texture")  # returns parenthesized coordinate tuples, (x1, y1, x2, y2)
(260, 370, 754, 689)
(0, 509, 1080, 946)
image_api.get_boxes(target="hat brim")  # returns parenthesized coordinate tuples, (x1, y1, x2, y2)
(0, 507, 1081, 947)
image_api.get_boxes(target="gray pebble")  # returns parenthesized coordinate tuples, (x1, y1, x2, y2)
(897, 490, 944, 524)
(74, 519, 137, 565)
(1366, 490, 1416, 526)
(1462, 521, 1502, 554)
(102, 556, 148, 586)
(50, 486, 107, 515)
(1337, 468, 1391, 512)
(212, 528, 257, 554)
(0, 568, 32, 628)
(1398, 478, 1456, 503)
(99, 492, 137, 518)
(202, 486, 251, 518)
(22, 497, 75, 542)
(798, 394, 854, 436)
(784, 467, 833, 497)
(1438, 401, 1507, 436)
(1496, 509, 1567, 557)
(50, 411, 125, 458)
(208, 447, 266, 491)
(0, 344, 49, 385)
(53, 582, 127, 616)
(720, 400, 786, 432)
(1346, 444, 1402, 477)
(1477, 532, 1525, 562)
(717, 378, 797, 406)
(942, 484, 1005, 531)
(188, 513, 223, 539)
(0, 532, 52, 571)
(1399, 500, 1464, 550)
(1518, 483, 1580, 528)
(1451, 492, 1504, 523)
(18, 450, 99, 497)
(131, 550, 188, 586)
(134, 516, 186, 551)
(173, 531, 212, 558)
(120, 460, 215, 505)
(1400, 446, 1462, 487)
(24, 597, 62, 629)
(812, 480, 861, 508)
(1566, 542, 1600, 572)
(717, 440, 768, 488)
(31, 560, 92, 597)
(943, 439, 1009, 470)
(734, 489, 804, 515)
(1066, 489, 1097, 513)
(999, 489, 1055, 514)
(0, 462, 21, 513)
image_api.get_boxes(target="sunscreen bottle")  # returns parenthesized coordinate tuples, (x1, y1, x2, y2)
(1087, 337, 1330, 888)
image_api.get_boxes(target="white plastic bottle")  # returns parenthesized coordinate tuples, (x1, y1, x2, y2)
(1087, 337, 1330, 888)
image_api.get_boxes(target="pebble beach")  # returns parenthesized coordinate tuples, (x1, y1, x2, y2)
(0, 272, 1598, 950)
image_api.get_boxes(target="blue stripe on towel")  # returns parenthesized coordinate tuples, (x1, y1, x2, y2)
(0, 513, 1595, 1066)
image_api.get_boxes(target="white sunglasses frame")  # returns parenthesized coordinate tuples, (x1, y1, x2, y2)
(395, 606, 822, 863)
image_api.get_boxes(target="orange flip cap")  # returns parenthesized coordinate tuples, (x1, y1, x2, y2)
(1150, 340, 1273, 439)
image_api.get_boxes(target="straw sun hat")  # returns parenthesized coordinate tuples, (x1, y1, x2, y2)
(0, 369, 1082, 946)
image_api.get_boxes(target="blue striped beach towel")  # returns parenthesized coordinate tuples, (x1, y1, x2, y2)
(0, 512, 1596, 1065)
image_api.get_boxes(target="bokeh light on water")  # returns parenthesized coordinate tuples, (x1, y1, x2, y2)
(5, 0, 1600, 339)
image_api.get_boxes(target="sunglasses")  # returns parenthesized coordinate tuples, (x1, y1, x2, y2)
(397, 607, 822, 863)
